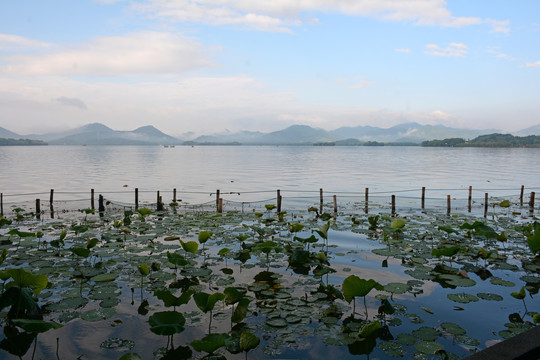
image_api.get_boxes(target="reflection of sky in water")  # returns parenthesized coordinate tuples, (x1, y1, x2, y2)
(1, 146, 538, 205)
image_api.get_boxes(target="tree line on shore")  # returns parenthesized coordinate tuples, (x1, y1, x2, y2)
(421, 133, 540, 147)
(0, 138, 48, 146)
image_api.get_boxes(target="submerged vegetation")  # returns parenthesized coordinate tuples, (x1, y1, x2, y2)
(0, 200, 539, 359)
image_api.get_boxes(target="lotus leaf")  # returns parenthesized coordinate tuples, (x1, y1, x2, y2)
(239, 331, 260, 351)
(447, 293, 479, 304)
(191, 333, 229, 353)
(149, 311, 186, 335)
(441, 322, 466, 335)
(342, 275, 383, 303)
(12, 319, 62, 333)
(414, 340, 444, 354)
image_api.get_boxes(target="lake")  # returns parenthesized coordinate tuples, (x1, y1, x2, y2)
(0, 145, 539, 359)
(1, 145, 539, 211)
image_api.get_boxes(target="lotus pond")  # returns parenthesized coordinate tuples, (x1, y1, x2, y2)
(0, 201, 539, 360)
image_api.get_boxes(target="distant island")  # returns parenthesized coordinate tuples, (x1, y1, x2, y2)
(0, 138, 48, 146)
(421, 133, 540, 148)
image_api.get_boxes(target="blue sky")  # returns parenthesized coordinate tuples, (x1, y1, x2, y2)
(0, 0, 539, 136)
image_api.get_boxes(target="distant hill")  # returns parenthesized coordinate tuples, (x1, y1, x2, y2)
(514, 124, 540, 136)
(47, 123, 181, 145)
(258, 125, 337, 144)
(0, 126, 22, 139)
(3, 122, 539, 146)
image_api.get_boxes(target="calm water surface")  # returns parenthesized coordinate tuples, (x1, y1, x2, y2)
(1, 145, 539, 205)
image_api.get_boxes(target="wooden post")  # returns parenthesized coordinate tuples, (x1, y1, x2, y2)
(0, 193, 3, 217)
(99, 194, 105, 217)
(364, 187, 369, 214)
(468, 186, 472, 213)
(447, 195, 451, 216)
(218, 198, 223, 213)
(421, 187, 425, 209)
(391, 195, 396, 215)
(333, 195, 337, 213)
(484, 193, 488, 218)
(520, 185, 525, 206)
(320, 188, 323, 213)
(49, 189, 54, 205)
(36, 199, 41, 218)
(157, 191, 163, 211)
(173, 188, 177, 203)
(135, 188, 139, 209)
(216, 190, 220, 212)
(91, 189, 95, 210)
(277, 190, 281, 213)
(530, 192, 536, 213)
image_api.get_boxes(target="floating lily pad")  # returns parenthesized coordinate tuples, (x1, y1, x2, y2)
(412, 326, 441, 341)
(266, 317, 288, 328)
(414, 340, 444, 355)
(81, 308, 116, 322)
(100, 338, 135, 351)
(379, 341, 407, 357)
(490, 277, 515, 287)
(441, 322, 466, 336)
(395, 333, 416, 346)
(384, 282, 412, 294)
(447, 293, 479, 304)
(477, 293, 504, 301)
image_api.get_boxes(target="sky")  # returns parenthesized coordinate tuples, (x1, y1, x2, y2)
(0, 0, 539, 137)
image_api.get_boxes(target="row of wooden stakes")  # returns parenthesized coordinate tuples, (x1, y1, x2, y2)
(1, 186, 536, 219)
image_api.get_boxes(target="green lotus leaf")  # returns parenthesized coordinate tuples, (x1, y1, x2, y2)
(180, 240, 199, 255)
(384, 282, 412, 294)
(342, 275, 383, 303)
(119, 353, 142, 360)
(391, 219, 405, 229)
(239, 331, 260, 352)
(510, 286, 526, 300)
(5, 268, 48, 294)
(477, 293, 503, 301)
(447, 293, 479, 304)
(193, 292, 224, 313)
(412, 326, 441, 341)
(149, 311, 186, 335)
(266, 317, 288, 327)
(89, 273, 118, 282)
(232, 298, 251, 323)
(198, 231, 213, 244)
(12, 319, 62, 333)
(414, 340, 444, 354)
(191, 333, 229, 354)
(70, 247, 90, 258)
(441, 322, 466, 335)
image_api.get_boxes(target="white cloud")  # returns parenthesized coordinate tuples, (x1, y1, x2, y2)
(1, 31, 214, 76)
(485, 19, 510, 33)
(133, 0, 487, 32)
(425, 42, 468, 57)
(486, 47, 517, 61)
(526, 61, 540, 68)
(0, 33, 51, 51)
(394, 48, 411, 53)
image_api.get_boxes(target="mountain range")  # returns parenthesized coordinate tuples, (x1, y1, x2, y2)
(1, 122, 539, 145)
